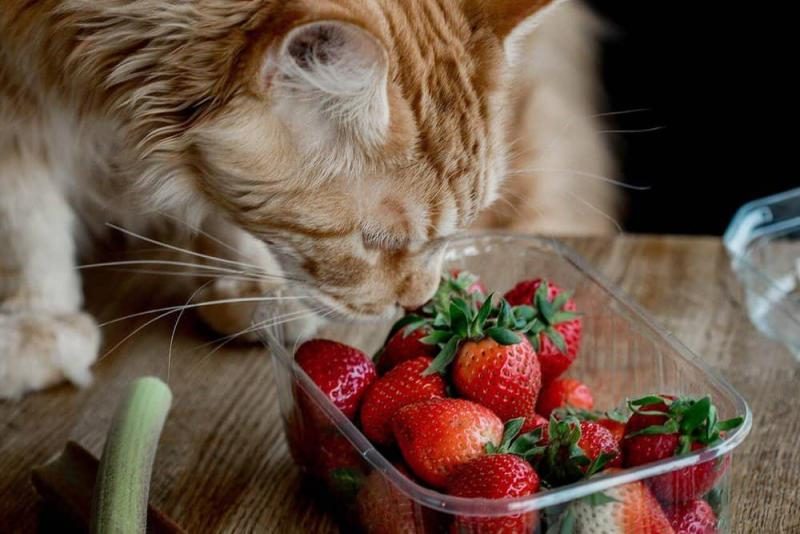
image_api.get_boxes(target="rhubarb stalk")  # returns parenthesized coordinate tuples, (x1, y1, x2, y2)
(90, 376, 172, 534)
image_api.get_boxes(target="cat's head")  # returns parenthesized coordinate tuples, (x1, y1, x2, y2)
(143, 0, 555, 318)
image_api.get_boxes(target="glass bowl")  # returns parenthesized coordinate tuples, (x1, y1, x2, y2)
(724, 187, 800, 358)
(258, 233, 751, 533)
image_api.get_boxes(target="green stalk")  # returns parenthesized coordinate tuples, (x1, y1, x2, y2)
(91, 377, 172, 534)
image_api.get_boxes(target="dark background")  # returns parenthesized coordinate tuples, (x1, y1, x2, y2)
(586, 2, 797, 235)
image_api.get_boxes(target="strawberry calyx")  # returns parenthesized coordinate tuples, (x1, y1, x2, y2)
(422, 296, 531, 375)
(625, 394, 744, 454)
(513, 280, 580, 354)
(551, 406, 629, 425)
(528, 416, 617, 487)
(485, 417, 546, 457)
(421, 270, 486, 317)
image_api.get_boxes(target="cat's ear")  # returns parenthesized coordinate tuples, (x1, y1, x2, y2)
(263, 21, 389, 146)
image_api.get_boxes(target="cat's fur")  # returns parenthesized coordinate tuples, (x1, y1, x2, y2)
(0, 0, 615, 398)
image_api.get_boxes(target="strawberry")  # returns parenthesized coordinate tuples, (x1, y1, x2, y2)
(360, 357, 447, 445)
(309, 430, 368, 503)
(551, 406, 629, 444)
(375, 270, 489, 373)
(623, 395, 743, 503)
(295, 339, 377, 421)
(666, 499, 718, 534)
(391, 398, 503, 488)
(529, 417, 621, 487)
(504, 279, 582, 383)
(556, 478, 675, 533)
(285, 407, 315, 467)
(446, 454, 540, 533)
(422, 294, 545, 429)
(357, 465, 436, 534)
(537, 377, 594, 418)
(598, 418, 627, 445)
(521, 413, 548, 434)
(377, 326, 438, 374)
(450, 335, 542, 428)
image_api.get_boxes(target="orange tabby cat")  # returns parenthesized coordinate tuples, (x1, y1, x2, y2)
(0, 0, 614, 398)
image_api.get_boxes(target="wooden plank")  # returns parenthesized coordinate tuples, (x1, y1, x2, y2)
(1, 235, 798, 533)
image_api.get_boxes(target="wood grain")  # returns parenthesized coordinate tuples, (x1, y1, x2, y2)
(1, 235, 799, 533)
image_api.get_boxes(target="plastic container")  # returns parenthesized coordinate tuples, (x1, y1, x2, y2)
(258, 233, 751, 533)
(724, 187, 800, 358)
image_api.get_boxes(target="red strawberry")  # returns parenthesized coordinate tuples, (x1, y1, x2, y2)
(451, 335, 542, 428)
(666, 499, 718, 534)
(579, 421, 624, 469)
(392, 398, 503, 488)
(357, 465, 436, 534)
(537, 378, 594, 418)
(295, 339, 376, 421)
(623, 395, 743, 503)
(285, 407, 315, 467)
(531, 418, 621, 486)
(521, 413, 548, 434)
(550, 406, 630, 445)
(598, 418, 627, 444)
(308, 430, 368, 503)
(504, 279, 582, 383)
(563, 478, 675, 533)
(446, 454, 540, 533)
(625, 396, 674, 434)
(378, 326, 438, 374)
(666, 499, 717, 534)
(360, 357, 447, 445)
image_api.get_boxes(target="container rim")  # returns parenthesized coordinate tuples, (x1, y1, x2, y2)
(259, 232, 752, 516)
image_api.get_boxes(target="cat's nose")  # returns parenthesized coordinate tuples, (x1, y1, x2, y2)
(396, 264, 442, 311)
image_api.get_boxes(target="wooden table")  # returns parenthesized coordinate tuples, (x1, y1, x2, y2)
(2, 235, 799, 533)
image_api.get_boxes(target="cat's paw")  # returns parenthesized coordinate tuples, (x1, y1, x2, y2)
(196, 276, 325, 344)
(0, 311, 100, 400)
(196, 277, 281, 342)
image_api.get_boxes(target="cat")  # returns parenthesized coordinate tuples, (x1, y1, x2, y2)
(0, 0, 615, 399)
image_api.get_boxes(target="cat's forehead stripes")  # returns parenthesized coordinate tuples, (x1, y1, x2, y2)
(376, 0, 502, 228)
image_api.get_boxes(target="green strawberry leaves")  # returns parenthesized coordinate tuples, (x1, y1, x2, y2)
(486, 327, 521, 345)
(328, 468, 365, 501)
(515, 280, 581, 355)
(486, 417, 547, 458)
(423, 337, 460, 376)
(421, 290, 528, 376)
(625, 394, 744, 452)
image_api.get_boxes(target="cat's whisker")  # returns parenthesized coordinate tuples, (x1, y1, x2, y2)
(98, 295, 316, 363)
(189, 305, 326, 353)
(592, 108, 652, 118)
(156, 211, 246, 259)
(77, 259, 263, 277)
(504, 167, 651, 191)
(167, 280, 215, 385)
(561, 189, 624, 233)
(596, 126, 664, 135)
(100, 268, 268, 284)
(105, 223, 302, 282)
(189, 306, 331, 369)
(98, 309, 178, 362)
(98, 295, 314, 328)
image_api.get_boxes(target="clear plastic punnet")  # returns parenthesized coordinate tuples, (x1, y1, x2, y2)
(258, 233, 752, 533)
(724, 187, 800, 358)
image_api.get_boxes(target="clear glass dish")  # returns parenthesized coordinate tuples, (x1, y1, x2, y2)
(258, 233, 752, 533)
(724, 187, 800, 358)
